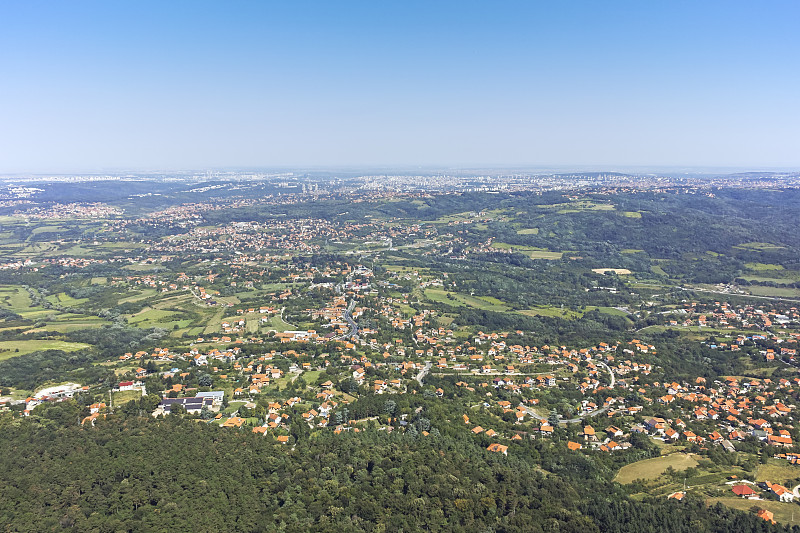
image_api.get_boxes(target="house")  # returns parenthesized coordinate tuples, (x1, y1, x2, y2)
(767, 482, 794, 502)
(487, 443, 508, 455)
(118, 381, 136, 391)
(731, 485, 758, 499)
(222, 416, 244, 428)
(757, 508, 775, 524)
(195, 390, 225, 406)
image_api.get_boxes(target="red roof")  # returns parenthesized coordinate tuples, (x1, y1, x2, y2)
(732, 485, 756, 496)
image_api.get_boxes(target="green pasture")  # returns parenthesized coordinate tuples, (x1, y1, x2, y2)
(0, 340, 92, 360)
(424, 289, 511, 312)
(614, 453, 699, 484)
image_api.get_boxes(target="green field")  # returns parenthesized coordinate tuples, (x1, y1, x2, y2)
(117, 288, 158, 304)
(519, 307, 583, 320)
(0, 286, 33, 312)
(614, 454, 699, 484)
(45, 292, 90, 307)
(425, 289, 511, 312)
(734, 242, 785, 251)
(259, 311, 296, 332)
(745, 262, 785, 271)
(747, 286, 800, 298)
(711, 497, 799, 526)
(0, 340, 92, 360)
(25, 318, 111, 333)
(740, 272, 800, 284)
(538, 201, 615, 214)
(516, 228, 539, 235)
(490, 243, 562, 260)
(755, 460, 800, 485)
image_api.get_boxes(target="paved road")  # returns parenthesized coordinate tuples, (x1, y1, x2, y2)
(598, 362, 615, 388)
(335, 300, 358, 340)
(415, 361, 433, 385)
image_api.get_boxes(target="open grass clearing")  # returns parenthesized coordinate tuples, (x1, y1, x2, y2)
(519, 307, 583, 320)
(747, 286, 800, 298)
(734, 242, 785, 251)
(614, 453, 699, 484)
(45, 292, 89, 307)
(755, 460, 800, 485)
(740, 272, 800, 283)
(0, 339, 92, 360)
(710, 497, 800, 526)
(0, 286, 33, 312)
(745, 262, 785, 271)
(650, 265, 668, 276)
(537, 201, 615, 213)
(117, 289, 158, 304)
(425, 288, 511, 312)
(490, 243, 563, 260)
(25, 319, 111, 333)
(260, 312, 296, 332)
(110, 389, 143, 406)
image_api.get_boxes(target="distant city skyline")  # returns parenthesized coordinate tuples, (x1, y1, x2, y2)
(1, 1, 798, 172)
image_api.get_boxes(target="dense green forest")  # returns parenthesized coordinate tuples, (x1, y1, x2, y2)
(0, 407, 794, 533)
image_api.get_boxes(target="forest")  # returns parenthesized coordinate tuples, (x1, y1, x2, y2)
(0, 405, 794, 533)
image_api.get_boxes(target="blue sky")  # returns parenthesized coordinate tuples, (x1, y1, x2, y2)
(1, 1, 798, 171)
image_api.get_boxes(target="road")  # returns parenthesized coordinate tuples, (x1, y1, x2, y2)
(598, 361, 615, 388)
(415, 361, 433, 385)
(335, 299, 358, 340)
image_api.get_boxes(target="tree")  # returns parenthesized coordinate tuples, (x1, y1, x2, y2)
(198, 374, 213, 387)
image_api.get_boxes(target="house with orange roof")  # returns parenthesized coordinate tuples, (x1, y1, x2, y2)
(487, 443, 508, 455)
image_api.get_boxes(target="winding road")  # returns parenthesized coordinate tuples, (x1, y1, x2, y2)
(335, 300, 358, 340)
(415, 361, 433, 385)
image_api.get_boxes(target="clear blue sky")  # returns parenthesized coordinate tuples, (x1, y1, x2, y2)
(1, 1, 798, 172)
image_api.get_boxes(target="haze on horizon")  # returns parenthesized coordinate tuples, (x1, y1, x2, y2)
(1, 1, 798, 173)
